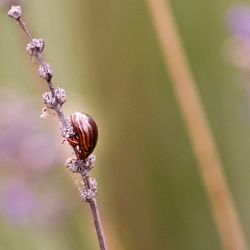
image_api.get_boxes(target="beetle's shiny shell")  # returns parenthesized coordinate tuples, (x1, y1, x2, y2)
(68, 112, 98, 160)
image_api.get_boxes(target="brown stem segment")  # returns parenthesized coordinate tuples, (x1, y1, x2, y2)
(89, 199, 108, 250)
(82, 172, 108, 250)
(17, 17, 32, 41)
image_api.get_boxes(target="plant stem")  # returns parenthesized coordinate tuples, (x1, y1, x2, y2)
(16, 18, 67, 127)
(70, 168, 108, 250)
(89, 199, 108, 250)
(9, 7, 108, 250)
(146, 0, 247, 249)
(82, 171, 108, 250)
(17, 17, 32, 41)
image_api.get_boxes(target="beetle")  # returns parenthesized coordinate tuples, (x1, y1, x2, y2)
(67, 112, 98, 160)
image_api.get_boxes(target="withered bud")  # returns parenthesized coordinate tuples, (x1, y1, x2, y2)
(55, 88, 66, 105)
(65, 157, 79, 172)
(26, 38, 45, 55)
(80, 178, 98, 202)
(38, 63, 52, 81)
(8, 5, 22, 20)
(42, 92, 56, 109)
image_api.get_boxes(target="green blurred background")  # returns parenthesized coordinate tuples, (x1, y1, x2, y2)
(0, 0, 249, 249)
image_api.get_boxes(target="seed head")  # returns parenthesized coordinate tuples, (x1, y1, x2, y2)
(55, 88, 66, 105)
(80, 178, 98, 202)
(8, 5, 22, 20)
(42, 92, 56, 109)
(26, 38, 45, 55)
(65, 157, 80, 172)
(38, 63, 53, 81)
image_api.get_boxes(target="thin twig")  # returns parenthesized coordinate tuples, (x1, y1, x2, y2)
(82, 171, 108, 250)
(146, 0, 247, 249)
(89, 199, 108, 250)
(16, 17, 32, 41)
(8, 6, 108, 250)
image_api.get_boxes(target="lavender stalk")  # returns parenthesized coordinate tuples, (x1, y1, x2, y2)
(8, 5, 108, 250)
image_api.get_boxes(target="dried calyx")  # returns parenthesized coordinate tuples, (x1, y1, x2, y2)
(8, 5, 21, 20)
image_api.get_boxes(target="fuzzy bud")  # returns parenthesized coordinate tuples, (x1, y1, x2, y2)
(42, 92, 56, 109)
(26, 38, 45, 55)
(55, 88, 66, 105)
(65, 157, 80, 172)
(8, 5, 22, 20)
(84, 154, 96, 170)
(65, 155, 96, 174)
(80, 178, 98, 202)
(38, 64, 52, 81)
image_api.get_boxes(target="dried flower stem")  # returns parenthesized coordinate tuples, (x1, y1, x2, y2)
(82, 172, 107, 250)
(16, 17, 32, 41)
(8, 6, 108, 250)
(146, 0, 247, 249)
(16, 17, 66, 126)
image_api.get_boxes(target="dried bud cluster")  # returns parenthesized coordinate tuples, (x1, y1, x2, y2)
(26, 38, 45, 55)
(42, 91, 56, 108)
(8, 5, 22, 20)
(55, 88, 66, 105)
(65, 157, 79, 172)
(38, 63, 53, 81)
(65, 155, 96, 174)
(83, 154, 96, 170)
(42, 88, 66, 108)
(66, 155, 98, 201)
(80, 178, 98, 202)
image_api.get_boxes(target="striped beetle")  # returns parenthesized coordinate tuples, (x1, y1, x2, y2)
(67, 112, 98, 160)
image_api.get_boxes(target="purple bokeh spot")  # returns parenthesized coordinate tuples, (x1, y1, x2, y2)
(0, 89, 70, 226)
(0, 179, 36, 224)
(0, 89, 60, 173)
(227, 6, 250, 36)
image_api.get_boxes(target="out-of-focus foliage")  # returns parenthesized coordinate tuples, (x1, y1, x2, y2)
(0, 0, 249, 249)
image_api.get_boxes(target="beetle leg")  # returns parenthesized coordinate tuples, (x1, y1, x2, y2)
(67, 137, 79, 147)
